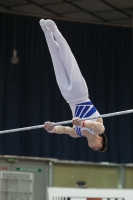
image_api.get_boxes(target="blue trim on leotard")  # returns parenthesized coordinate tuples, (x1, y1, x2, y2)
(74, 101, 97, 137)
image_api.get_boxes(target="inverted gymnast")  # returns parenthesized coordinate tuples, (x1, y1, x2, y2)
(40, 19, 107, 152)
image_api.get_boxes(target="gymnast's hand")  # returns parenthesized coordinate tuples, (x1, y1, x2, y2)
(44, 121, 55, 133)
(72, 117, 82, 127)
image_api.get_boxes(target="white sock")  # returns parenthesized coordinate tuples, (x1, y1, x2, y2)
(45, 19, 58, 32)
(39, 19, 49, 33)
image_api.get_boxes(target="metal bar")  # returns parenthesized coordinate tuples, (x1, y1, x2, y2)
(118, 165, 125, 189)
(0, 10, 132, 28)
(0, 109, 133, 134)
(63, 0, 110, 23)
(99, 0, 132, 18)
(27, 0, 63, 18)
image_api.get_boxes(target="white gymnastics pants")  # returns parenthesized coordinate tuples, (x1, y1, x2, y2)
(41, 21, 89, 113)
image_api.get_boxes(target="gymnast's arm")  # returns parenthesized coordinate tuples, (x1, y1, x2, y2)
(73, 117, 105, 134)
(55, 126, 80, 138)
(44, 122, 79, 138)
(83, 120, 105, 134)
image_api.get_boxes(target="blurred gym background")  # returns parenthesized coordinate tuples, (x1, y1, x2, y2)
(0, 0, 133, 199)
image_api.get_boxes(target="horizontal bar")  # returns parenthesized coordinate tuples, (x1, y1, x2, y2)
(53, 109, 133, 125)
(0, 109, 133, 134)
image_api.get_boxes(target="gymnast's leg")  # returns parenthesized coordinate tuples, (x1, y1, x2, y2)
(44, 19, 89, 104)
(40, 19, 70, 91)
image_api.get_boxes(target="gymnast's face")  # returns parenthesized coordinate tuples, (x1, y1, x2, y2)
(88, 136, 103, 151)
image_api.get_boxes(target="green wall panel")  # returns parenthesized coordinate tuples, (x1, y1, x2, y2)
(125, 167, 133, 188)
(53, 163, 118, 188)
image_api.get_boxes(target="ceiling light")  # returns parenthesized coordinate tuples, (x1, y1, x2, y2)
(10, 49, 19, 64)
(10, 15, 19, 65)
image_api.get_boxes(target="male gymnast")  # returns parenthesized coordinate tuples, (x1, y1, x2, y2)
(40, 19, 107, 152)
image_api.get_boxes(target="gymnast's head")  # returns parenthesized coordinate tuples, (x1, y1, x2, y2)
(88, 133, 107, 152)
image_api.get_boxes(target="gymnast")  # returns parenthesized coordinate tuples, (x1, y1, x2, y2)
(40, 19, 107, 152)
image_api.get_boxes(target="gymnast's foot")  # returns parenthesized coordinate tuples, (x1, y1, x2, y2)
(39, 19, 49, 33)
(45, 19, 58, 32)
